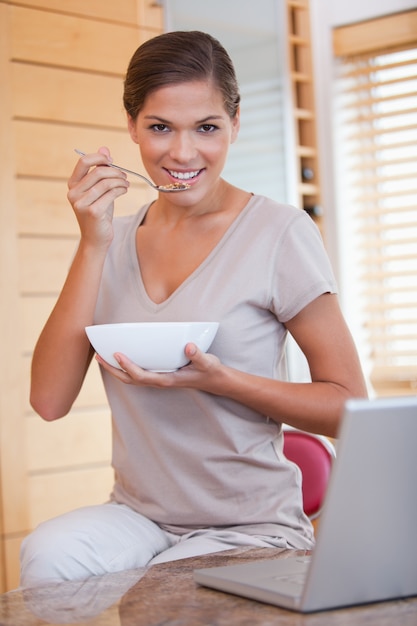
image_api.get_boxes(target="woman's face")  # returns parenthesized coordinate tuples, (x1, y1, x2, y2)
(127, 80, 240, 201)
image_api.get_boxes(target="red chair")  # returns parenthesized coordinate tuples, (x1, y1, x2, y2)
(283, 428, 336, 520)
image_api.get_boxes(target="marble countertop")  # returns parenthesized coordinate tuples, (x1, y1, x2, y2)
(1, 547, 416, 626)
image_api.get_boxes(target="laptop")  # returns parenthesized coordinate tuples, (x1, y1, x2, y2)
(194, 396, 417, 613)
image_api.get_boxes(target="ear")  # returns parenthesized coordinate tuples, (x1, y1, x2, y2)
(230, 107, 240, 144)
(127, 114, 139, 144)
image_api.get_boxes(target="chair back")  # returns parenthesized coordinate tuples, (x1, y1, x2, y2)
(283, 429, 336, 520)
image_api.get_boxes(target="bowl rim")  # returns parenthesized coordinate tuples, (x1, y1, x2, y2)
(85, 321, 219, 331)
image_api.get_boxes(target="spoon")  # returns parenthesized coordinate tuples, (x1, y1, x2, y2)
(74, 149, 191, 192)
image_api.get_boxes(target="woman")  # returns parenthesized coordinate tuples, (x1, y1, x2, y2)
(21, 31, 367, 586)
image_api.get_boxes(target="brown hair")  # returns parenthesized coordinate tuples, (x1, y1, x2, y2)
(123, 31, 240, 120)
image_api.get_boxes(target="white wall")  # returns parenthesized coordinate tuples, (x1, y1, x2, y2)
(310, 0, 416, 284)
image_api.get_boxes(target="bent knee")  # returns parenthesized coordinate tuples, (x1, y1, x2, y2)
(20, 522, 102, 587)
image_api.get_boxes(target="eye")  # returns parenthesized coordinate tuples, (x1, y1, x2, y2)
(198, 124, 217, 133)
(151, 123, 169, 133)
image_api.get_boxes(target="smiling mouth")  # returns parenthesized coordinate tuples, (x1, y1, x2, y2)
(167, 169, 202, 181)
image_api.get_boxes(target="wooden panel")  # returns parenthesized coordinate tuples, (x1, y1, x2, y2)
(0, 18, 9, 563)
(3, 536, 23, 591)
(0, 2, 31, 543)
(21, 356, 108, 414)
(10, 5, 147, 75)
(12, 63, 127, 128)
(29, 466, 114, 527)
(1, 0, 164, 592)
(17, 180, 79, 237)
(21, 295, 57, 354)
(16, 179, 155, 237)
(69, 360, 108, 409)
(13, 119, 145, 178)
(333, 9, 417, 57)
(138, 0, 164, 30)
(26, 410, 111, 472)
(14, 0, 140, 24)
(18, 238, 76, 294)
(0, 540, 4, 594)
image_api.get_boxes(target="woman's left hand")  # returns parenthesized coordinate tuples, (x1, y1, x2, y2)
(95, 343, 223, 391)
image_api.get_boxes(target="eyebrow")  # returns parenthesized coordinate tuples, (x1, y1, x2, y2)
(143, 115, 225, 124)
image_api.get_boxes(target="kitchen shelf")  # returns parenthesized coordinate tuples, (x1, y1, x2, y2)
(286, 0, 322, 227)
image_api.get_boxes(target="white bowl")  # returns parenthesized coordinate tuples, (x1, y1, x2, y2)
(85, 322, 219, 372)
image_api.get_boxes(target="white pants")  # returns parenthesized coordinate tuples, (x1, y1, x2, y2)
(20, 502, 288, 588)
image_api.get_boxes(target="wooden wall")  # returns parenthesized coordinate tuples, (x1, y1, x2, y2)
(0, 0, 162, 591)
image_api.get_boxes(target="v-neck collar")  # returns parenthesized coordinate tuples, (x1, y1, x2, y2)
(129, 195, 257, 310)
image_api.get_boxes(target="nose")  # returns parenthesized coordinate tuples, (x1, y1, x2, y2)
(168, 131, 197, 164)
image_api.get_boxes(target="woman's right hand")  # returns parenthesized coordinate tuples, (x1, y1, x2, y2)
(30, 147, 129, 421)
(67, 147, 130, 249)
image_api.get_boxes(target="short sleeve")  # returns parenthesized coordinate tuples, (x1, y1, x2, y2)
(271, 211, 338, 323)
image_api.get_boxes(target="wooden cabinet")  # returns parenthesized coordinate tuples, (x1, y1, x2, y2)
(286, 0, 322, 226)
(0, 0, 163, 592)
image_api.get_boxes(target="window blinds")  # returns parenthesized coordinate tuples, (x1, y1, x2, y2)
(333, 13, 417, 395)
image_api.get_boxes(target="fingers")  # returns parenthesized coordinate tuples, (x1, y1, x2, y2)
(67, 149, 130, 244)
(68, 174, 129, 213)
(95, 354, 135, 384)
(96, 353, 174, 388)
(184, 343, 213, 370)
(68, 149, 110, 188)
(95, 344, 220, 391)
(68, 149, 129, 200)
(97, 146, 112, 161)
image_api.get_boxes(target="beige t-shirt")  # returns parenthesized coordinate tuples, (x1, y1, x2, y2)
(94, 194, 337, 549)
